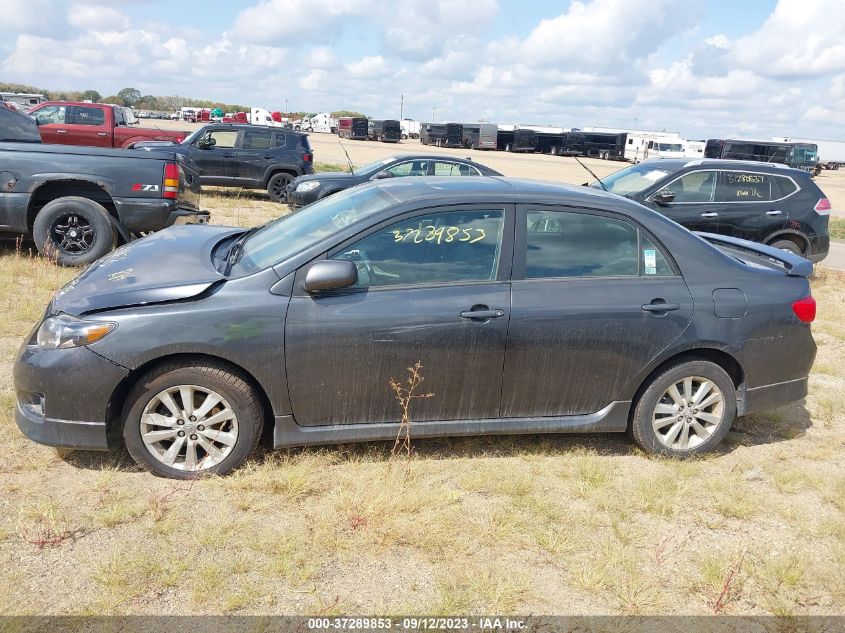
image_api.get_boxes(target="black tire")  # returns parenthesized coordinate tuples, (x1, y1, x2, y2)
(123, 360, 264, 479)
(629, 360, 737, 457)
(267, 172, 293, 203)
(769, 239, 803, 256)
(32, 196, 117, 266)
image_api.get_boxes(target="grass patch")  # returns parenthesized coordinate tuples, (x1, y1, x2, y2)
(829, 217, 845, 240)
(314, 162, 351, 173)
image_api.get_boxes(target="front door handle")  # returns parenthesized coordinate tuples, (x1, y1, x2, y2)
(56, 129, 67, 134)
(766, 210, 783, 216)
(97, 132, 107, 136)
(700, 212, 718, 218)
(460, 308, 505, 320)
(223, 153, 235, 157)
(642, 301, 680, 313)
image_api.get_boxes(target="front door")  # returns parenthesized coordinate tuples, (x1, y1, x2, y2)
(502, 206, 694, 417)
(285, 206, 514, 427)
(31, 105, 69, 144)
(190, 128, 238, 184)
(643, 169, 720, 233)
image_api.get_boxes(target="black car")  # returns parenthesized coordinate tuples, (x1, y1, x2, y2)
(286, 154, 501, 208)
(134, 124, 314, 203)
(593, 159, 831, 262)
(15, 178, 816, 478)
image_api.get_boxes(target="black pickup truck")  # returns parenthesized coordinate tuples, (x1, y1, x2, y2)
(0, 106, 207, 265)
(134, 123, 314, 203)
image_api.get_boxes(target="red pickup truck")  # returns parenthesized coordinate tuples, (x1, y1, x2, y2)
(29, 102, 188, 148)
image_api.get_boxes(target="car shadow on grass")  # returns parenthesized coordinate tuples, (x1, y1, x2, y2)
(203, 187, 274, 202)
(58, 401, 814, 473)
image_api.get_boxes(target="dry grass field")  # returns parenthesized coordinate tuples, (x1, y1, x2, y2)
(0, 145, 844, 616)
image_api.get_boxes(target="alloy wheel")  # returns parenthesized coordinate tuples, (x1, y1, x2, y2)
(140, 385, 239, 471)
(50, 214, 95, 254)
(651, 376, 725, 450)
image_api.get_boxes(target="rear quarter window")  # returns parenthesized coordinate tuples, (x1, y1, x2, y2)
(773, 176, 798, 199)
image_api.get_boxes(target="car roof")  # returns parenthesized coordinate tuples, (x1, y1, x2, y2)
(639, 157, 809, 176)
(206, 123, 306, 134)
(380, 154, 488, 164)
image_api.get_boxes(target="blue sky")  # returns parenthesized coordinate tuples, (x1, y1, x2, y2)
(3, 0, 843, 139)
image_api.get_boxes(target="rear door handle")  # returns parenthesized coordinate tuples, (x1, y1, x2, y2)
(700, 212, 718, 218)
(97, 132, 107, 136)
(642, 302, 680, 312)
(56, 129, 67, 134)
(460, 309, 505, 320)
(223, 153, 235, 157)
(766, 210, 782, 216)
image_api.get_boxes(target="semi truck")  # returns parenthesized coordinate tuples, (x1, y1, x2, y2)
(773, 136, 845, 170)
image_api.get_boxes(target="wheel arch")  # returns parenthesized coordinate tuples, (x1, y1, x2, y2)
(106, 352, 275, 445)
(627, 347, 745, 427)
(263, 167, 299, 188)
(764, 229, 809, 254)
(27, 180, 117, 229)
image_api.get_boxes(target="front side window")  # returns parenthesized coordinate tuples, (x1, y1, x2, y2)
(205, 130, 237, 148)
(525, 210, 671, 278)
(385, 160, 430, 177)
(658, 170, 716, 203)
(242, 129, 272, 150)
(72, 106, 105, 126)
(33, 106, 66, 125)
(717, 172, 772, 202)
(332, 210, 505, 288)
(434, 161, 480, 176)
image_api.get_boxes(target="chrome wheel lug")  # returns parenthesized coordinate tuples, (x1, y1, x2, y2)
(197, 425, 205, 431)
(190, 434, 198, 440)
(189, 416, 197, 422)
(177, 419, 184, 425)
(177, 430, 185, 437)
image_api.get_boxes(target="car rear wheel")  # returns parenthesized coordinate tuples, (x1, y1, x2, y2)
(629, 360, 736, 457)
(769, 239, 804, 257)
(267, 173, 293, 203)
(33, 196, 117, 266)
(123, 361, 263, 478)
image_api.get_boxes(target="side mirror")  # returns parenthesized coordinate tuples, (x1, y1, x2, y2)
(197, 137, 216, 149)
(304, 260, 358, 293)
(652, 190, 676, 205)
(372, 170, 393, 180)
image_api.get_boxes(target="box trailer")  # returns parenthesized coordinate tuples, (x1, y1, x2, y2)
(705, 138, 818, 172)
(462, 123, 498, 150)
(774, 136, 845, 170)
(368, 119, 401, 142)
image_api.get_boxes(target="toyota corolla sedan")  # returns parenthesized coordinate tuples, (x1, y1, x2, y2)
(15, 178, 816, 478)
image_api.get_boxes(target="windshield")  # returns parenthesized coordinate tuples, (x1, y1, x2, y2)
(793, 145, 818, 163)
(352, 157, 397, 175)
(590, 162, 673, 195)
(657, 143, 683, 152)
(233, 186, 398, 274)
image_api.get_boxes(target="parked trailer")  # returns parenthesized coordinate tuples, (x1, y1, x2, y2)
(420, 123, 447, 146)
(684, 140, 706, 158)
(534, 132, 567, 155)
(705, 138, 818, 172)
(368, 119, 401, 142)
(401, 119, 421, 140)
(582, 132, 627, 160)
(462, 123, 498, 150)
(625, 134, 685, 162)
(497, 126, 536, 152)
(337, 117, 368, 140)
(444, 123, 463, 148)
(774, 136, 845, 170)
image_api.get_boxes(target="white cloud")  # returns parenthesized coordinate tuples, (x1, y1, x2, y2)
(67, 4, 130, 31)
(344, 55, 388, 78)
(231, 0, 371, 43)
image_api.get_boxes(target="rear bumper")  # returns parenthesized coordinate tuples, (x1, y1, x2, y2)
(113, 198, 209, 233)
(808, 234, 829, 263)
(738, 377, 809, 416)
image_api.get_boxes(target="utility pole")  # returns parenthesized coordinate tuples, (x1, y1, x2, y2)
(432, 106, 439, 121)
(400, 93, 403, 120)
(285, 98, 289, 115)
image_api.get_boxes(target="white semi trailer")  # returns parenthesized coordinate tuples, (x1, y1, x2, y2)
(773, 136, 845, 170)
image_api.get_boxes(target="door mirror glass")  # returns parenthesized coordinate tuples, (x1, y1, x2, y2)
(304, 260, 358, 293)
(652, 190, 676, 205)
(197, 137, 216, 149)
(372, 170, 393, 180)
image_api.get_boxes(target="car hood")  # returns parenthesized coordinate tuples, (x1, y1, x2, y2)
(50, 225, 242, 316)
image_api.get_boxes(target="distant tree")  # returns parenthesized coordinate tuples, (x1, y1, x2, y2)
(331, 110, 367, 118)
(101, 95, 121, 105)
(80, 90, 101, 102)
(135, 95, 160, 110)
(117, 87, 142, 107)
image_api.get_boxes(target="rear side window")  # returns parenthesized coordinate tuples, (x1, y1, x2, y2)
(717, 172, 772, 202)
(72, 106, 105, 126)
(242, 129, 272, 150)
(772, 176, 798, 199)
(434, 161, 480, 176)
(524, 210, 672, 278)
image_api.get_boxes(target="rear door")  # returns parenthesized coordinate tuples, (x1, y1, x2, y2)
(285, 205, 514, 427)
(230, 127, 275, 186)
(501, 206, 693, 417)
(643, 169, 720, 233)
(66, 105, 110, 147)
(31, 105, 69, 144)
(714, 170, 789, 242)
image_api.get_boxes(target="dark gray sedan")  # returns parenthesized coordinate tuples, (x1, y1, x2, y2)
(15, 178, 817, 478)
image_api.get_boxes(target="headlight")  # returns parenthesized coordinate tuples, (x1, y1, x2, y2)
(296, 181, 320, 193)
(36, 314, 116, 350)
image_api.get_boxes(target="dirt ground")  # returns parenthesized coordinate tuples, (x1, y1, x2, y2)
(148, 119, 845, 218)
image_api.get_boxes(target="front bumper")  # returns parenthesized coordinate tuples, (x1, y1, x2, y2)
(286, 186, 320, 210)
(14, 343, 129, 450)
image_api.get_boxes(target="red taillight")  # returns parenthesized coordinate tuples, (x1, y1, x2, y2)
(303, 153, 312, 162)
(163, 162, 180, 199)
(814, 198, 831, 215)
(792, 296, 816, 323)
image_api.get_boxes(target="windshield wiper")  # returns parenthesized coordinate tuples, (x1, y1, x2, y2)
(223, 226, 262, 276)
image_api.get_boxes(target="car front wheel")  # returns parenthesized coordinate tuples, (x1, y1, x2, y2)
(629, 360, 736, 456)
(123, 361, 264, 478)
(267, 173, 293, 203)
